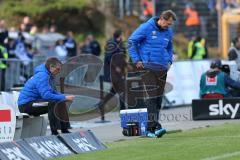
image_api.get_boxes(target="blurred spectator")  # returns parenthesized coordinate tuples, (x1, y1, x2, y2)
(0, 44, 8, 91)
(42, 25, 50, 33)
(14, 32, 32, 64)
(30, 25, 38, 36)
(87, 34, 101, 56)
(184, 4, 201, 39)
(141, 0, 154, 21)
(20, 16, 33, 32)
(187, 36, 196, 59)
(77, 41, 84, 55)
(224, 0, 239, 10)
(49, 25, 57, 33)
(189, 36, 208, 60)
(228, 36, 240, 70)
(81, 35, 101, 55)
(55, 39, 68, 61)
(64, 31, 77, 58)
(14, 32, 32, 82)
(208, 0, 217, 13)
(81, 37, 92, 54)
(6, 38, 16, 58)
(200, 59, 240, 98)
(0, 19, 8, 46)
(20, 23, 25, 32)
(9, 27, 17, 32)
(215, 0, 239, 11)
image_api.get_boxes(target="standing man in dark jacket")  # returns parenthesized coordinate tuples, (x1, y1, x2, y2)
(18, 57, 75, 135)
(88, 34, 101, 57)
(64, 31, 77, 58)
(128, 10, 177, 138)
(96, 29, 127, 120)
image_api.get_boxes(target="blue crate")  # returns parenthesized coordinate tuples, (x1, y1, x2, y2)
(120, 108, 148, 135)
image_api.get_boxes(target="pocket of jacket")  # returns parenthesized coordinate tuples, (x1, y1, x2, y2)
(161, 38, 169, 47)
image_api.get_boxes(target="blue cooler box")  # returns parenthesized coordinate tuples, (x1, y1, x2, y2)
(120, 108, 148, 135)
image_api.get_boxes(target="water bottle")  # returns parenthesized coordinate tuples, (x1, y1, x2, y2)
(140, 122, 146, 135)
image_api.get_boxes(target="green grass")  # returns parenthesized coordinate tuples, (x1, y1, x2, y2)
(56, 123, 240, 160)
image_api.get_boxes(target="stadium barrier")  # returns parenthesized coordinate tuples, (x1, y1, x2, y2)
(0, 104, 16, 143)
(0, 130, 106, 160)
(0, 92, 48, 140)
(192, 98, 240, 120)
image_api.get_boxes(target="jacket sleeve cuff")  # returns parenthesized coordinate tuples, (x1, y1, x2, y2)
(131, 57, 140, 64)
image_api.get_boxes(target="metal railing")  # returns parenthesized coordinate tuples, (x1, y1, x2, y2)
(0, 57, 104, 91)
(1, 57, 45, 91)
(106, 0, 143, 19)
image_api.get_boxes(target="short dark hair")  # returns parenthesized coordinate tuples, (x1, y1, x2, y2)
(210, 59, 222, 69)
(45, 57, 62, 70)
(160, 10, 177, 21)
(113, 29, 122, 39)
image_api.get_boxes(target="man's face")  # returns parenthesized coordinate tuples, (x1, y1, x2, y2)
(50, 64, 61, 76)
(158, 17, 174, 29)
(116, 35, 123, 42)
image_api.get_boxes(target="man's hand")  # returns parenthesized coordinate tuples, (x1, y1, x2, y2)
(115, 67, 122, 73)
(136, 61, 144, 69)
(65, 95, 75, 101)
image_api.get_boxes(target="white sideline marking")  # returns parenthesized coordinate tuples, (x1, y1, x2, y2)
(202, 151, 240, 160)
(163, 135, 240, 140)
(47, 121, 119, 129)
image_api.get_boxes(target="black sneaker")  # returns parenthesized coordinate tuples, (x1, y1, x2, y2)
(52, 130, 59, 135)
(61, 130, 71, 134)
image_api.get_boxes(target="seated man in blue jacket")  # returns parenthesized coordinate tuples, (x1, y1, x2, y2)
(200, 59, 240, 98)
(18, 57, 75, 135)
